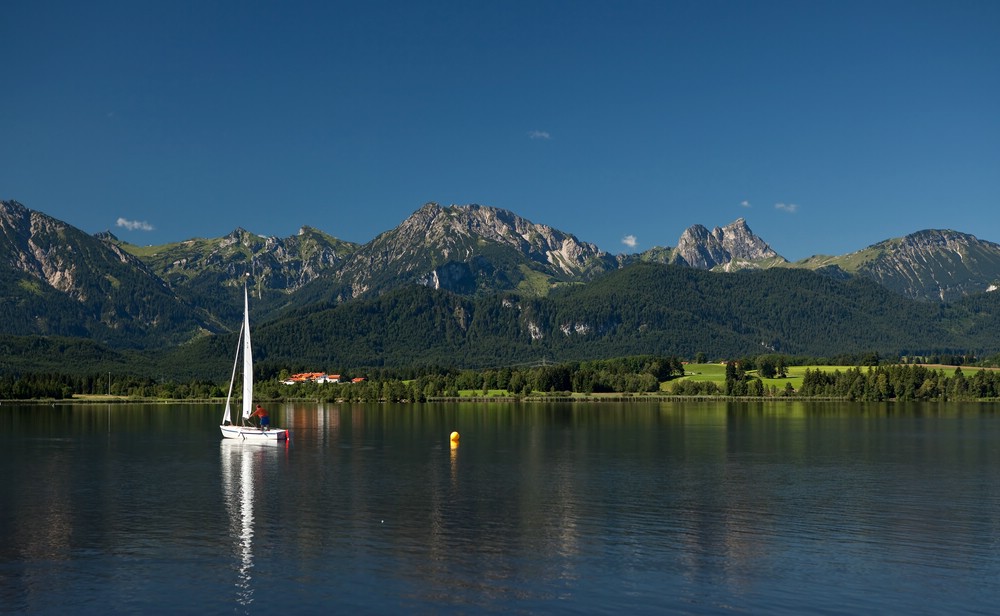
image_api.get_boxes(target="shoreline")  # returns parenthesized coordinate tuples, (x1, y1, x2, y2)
(3, 394, 997, 404)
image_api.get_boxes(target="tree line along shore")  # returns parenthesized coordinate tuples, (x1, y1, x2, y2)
(4, 354, 1000, 403)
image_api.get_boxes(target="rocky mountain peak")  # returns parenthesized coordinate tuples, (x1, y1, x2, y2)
(1, 198, 29, 219)
(0, 199, 212, 345)
(2, 199, 82, 295)
(899, 229, 978, 250)
(673, 218, 783, 269)
(221, 227, 258, 247)
(854, 229, 1000, 301)
(337, 203, 618, 298)
(382, 202, 607, 270)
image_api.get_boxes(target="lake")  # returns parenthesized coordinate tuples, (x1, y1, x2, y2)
(2, 400, 999, 614)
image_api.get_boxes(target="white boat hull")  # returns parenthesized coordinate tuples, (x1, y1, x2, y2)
(220, 425, 289, 441)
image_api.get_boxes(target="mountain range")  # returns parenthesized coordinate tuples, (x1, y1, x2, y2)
(3, 198, 1000, 377)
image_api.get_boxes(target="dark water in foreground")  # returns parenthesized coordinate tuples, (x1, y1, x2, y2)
(2, 401, 1000, 614)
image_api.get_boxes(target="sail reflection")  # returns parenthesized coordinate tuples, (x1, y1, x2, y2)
(221, 440, 257, 609)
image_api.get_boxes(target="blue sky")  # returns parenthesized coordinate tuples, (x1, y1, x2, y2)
(2, 0, 998, 261)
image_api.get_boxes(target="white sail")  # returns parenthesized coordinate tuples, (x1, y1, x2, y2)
(222, 315, 243, 426)
(241, 285, 253, 421)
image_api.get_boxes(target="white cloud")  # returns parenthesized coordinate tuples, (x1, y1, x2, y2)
(740, 200, 751, 208)
(621, 234, 638, 249)
(528, 130, 551, 140)
(774, 202, 799, 214)
(116, 217, 155, 231)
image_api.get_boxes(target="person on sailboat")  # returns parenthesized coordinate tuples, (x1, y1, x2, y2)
(252, 404, 270, 430)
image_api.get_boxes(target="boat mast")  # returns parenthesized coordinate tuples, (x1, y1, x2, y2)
(240, 285, 254, 422)
(222, 296, 245, 426)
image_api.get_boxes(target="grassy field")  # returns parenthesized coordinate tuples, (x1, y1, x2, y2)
(665, 363, 853, 392)
(426, 363, 999, 398)
(666, 363, 996, 393)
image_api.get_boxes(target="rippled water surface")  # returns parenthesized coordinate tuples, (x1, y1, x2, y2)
(2, 401, 1000, 614)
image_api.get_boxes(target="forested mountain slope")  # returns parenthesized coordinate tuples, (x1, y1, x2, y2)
(1, 199, 215, 347)
(207, 263, 992, 374)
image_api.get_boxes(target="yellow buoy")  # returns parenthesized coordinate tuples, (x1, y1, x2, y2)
(450, 431, 460, 443)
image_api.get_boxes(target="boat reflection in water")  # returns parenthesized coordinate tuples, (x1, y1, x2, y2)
(220, 440, 271, 609)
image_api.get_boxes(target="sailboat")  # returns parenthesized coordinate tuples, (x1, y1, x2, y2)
(220, 285, 288, 441)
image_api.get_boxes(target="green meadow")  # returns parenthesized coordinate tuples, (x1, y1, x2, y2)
(665, 363, 852, 392)
(666, 363, 992, 393)
(432, 363, 994, 398)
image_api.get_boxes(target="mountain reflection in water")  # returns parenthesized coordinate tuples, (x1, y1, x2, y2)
(1, 401, 999, 614)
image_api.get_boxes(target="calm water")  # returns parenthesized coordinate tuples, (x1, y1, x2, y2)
(2, 400, 1000, 614)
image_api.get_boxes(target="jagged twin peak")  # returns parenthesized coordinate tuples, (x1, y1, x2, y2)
(673, 218, 785, 270)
